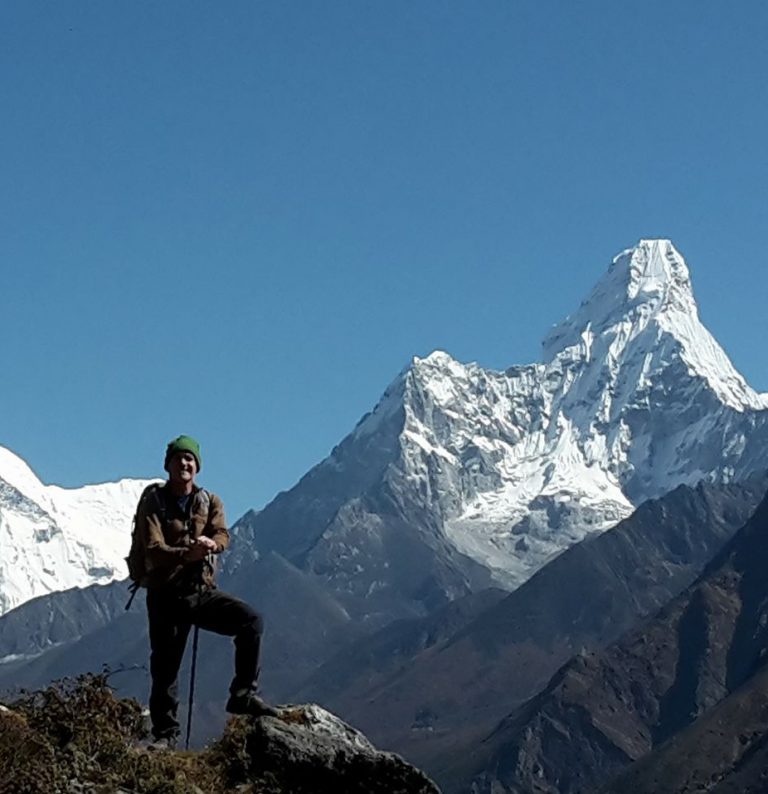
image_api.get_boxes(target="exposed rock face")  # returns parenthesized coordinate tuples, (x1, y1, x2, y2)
(5, 475, 763, 781)
(604, 664, 768, 794)
(229, 705, 441, 794)
(462, 488, 768, 794)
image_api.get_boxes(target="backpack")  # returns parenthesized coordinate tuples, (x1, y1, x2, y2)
(124, 483, 211, 609)
(126, 483, 163, 585)
(125, 483, 164, 608)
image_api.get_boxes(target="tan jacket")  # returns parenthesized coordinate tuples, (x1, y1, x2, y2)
(136, 484, 229, 589)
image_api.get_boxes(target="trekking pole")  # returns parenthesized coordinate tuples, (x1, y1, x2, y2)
(185, 624, 200, 750)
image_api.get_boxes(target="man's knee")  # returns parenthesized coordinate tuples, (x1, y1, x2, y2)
(245, 608, 264, 637)
(234, 607, 263, 644)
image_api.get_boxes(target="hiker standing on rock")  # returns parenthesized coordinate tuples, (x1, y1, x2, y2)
(132, 435, 276, 749)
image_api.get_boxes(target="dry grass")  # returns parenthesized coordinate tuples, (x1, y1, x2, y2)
(0, 673, 267, 794)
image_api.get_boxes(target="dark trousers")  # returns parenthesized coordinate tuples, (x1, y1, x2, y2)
(146, 585, 263, 739)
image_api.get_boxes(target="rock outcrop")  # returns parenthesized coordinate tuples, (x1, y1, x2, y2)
(223, 704, 440, 794)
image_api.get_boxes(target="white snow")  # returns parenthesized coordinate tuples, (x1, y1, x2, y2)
(0, 446, 155, 615)
(385, 239, 768, 589)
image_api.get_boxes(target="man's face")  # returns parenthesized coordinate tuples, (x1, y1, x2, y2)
(167, 451, 198, 486)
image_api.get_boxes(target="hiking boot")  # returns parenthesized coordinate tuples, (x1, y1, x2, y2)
(147, 734, 178, 751)
(226, 690, 278, 718)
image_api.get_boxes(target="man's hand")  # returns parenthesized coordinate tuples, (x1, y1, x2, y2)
(186, 537, 217, 561)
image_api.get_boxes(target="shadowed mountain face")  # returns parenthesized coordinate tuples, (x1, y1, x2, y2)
(459, 486, 768, 794)
(288, 475, 768, 784)
(603, 663, 768, 794)
(0, 580, 128, 661)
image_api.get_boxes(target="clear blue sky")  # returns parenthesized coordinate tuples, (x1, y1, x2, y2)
(2, 1, 767, 519)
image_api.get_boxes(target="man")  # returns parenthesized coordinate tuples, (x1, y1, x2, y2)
(136, 434, 276, 749)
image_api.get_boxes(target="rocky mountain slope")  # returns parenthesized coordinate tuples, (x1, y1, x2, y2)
(6, 472, 766, 787)
(0, 579, 127, 662)
(604, 661, 768, 793)
(293, 475, 768, 784)
(460, 485, 768, 794)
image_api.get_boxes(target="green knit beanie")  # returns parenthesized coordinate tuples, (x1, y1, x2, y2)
(164, 435, 202, 472)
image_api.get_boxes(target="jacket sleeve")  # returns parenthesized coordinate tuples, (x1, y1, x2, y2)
(138, 496, 189, 569)
(206, 493, 230, 553)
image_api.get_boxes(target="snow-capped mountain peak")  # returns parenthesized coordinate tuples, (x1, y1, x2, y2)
(624, 238, 693, 304)
(543, 239, 693, 357)
(286, 240, 768, 600)
(0, 445, 154, 615)
(0, 445, 51, 511)
(542, 239, 767, 412)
